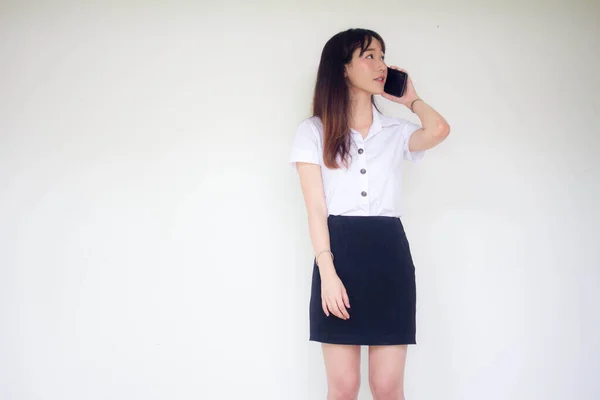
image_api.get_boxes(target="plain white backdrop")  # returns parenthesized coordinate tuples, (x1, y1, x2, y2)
(1, 1, 599, 399)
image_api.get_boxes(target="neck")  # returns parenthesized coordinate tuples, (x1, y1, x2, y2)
(348, 89, 373, 129)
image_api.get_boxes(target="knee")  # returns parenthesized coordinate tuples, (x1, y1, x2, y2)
(327, 372, 360, 400)
(369, 374, 404, 400)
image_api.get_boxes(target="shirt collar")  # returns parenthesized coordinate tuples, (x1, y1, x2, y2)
(365, 104, 400, 140)
(373, 104, 401, 128)
(351, 104, 401, 140)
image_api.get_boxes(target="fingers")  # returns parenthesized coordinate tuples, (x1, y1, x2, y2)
(320, 278, 350, 320)
(336, 298, 350, 320)
(322, 297, 336, 318)
(326, 298, 343, 319)
(322, 299, 330, 317)
(324, 296, 349, 320)
(342, 288, 350, 309)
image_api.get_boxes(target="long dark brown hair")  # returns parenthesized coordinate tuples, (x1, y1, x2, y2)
(313, 28, 386, 169)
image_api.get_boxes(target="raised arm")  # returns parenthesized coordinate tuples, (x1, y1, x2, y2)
(382, 66, 451, 152)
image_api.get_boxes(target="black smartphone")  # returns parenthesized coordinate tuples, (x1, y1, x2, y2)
(384, 68, 408, 98)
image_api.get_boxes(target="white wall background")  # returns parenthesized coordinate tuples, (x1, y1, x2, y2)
(1, 1, 599, 399)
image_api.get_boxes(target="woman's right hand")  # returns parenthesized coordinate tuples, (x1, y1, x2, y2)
(320, 270, 351, 320)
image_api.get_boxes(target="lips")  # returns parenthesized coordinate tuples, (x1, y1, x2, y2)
(374, 76, 385, 83)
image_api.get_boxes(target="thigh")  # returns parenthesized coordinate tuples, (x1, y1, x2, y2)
(368, 345, 408, 389)
(322, 343, 361, 384)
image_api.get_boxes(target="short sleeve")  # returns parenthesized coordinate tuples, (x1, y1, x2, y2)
(288, 119, 321, 170)
(401, 119, 425, 162)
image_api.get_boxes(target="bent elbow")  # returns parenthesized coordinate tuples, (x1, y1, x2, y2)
(434, 122, 450, 139)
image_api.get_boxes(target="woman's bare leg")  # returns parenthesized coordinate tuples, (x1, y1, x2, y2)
(322, 343, 361, 400)
(368, 345, 408, 400)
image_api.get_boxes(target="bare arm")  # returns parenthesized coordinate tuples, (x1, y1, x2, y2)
(381, 66, 451, 152)
(296, 162, 350, 320)
(407, 99, 451, 152)
(296, 162, 336, 277)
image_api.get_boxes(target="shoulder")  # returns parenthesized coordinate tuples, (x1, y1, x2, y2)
(296, 115, 322, 132)
(294, 116, 323, 141)
(380, 114, 422, 137)
(289, 116, 323, 168)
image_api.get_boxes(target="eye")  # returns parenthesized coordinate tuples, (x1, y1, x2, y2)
(366, 54, 373, 59)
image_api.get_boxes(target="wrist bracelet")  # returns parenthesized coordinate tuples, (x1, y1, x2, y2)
(315, 249, 334, 266)
(410, 98, 423, 113)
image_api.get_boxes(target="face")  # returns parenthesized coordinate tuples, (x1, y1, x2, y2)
(344, 39, 387, 95)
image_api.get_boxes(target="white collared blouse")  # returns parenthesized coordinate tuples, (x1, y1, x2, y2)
(289, 105, 425, 218)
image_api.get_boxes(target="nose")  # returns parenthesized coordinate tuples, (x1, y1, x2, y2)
(377, 60, 386, 72)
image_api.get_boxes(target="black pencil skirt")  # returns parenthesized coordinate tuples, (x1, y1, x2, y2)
(309, 214, 417, 346)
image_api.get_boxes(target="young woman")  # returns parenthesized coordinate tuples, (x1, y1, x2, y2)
(289, 28, 450, 400)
